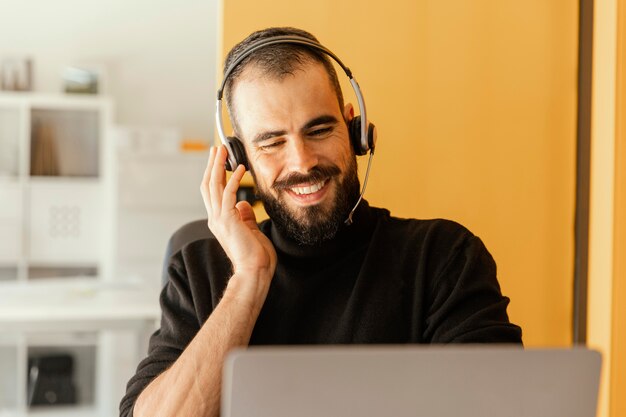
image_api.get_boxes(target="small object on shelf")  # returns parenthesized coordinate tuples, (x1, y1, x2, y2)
(27, 353, 77, 407)
(63, 67, 98, 95)
(30, 121, 60, 176)
(0, 57, 33, 91)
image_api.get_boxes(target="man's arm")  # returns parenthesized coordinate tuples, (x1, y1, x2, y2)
(420, 221, 522, 344)
(132, 274, 268, 417)
(132, 146, 277, 417)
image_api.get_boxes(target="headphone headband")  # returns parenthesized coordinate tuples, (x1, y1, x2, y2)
(217, 35, 353, 100)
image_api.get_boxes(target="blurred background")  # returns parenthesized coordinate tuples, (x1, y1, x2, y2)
(0, 0, 624, 416)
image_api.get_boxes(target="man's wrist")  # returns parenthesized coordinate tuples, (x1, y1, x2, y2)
(223, 271, 272, 314)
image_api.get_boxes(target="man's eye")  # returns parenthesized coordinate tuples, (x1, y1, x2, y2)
(310, 127, 332, 137)
(259, 141, 283, 150)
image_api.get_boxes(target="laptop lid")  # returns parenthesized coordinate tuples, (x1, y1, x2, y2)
(222, 346, 601, 417)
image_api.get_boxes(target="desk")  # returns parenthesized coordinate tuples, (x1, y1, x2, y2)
(0, 280, 160, 334)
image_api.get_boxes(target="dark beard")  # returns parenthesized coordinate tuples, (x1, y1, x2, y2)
(253, 157, 360, 246)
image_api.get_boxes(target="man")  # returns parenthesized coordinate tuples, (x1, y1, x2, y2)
(120, 27, 522, 417)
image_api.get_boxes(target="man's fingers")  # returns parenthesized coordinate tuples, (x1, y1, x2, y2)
(222, 164, 246, 212)
(209, 146, 229, 215)
(236, 200, 258, 230)
(201, 146, 217, 191)
(201, 146, 218, 209)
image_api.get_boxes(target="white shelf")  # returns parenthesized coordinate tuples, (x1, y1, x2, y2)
(0, 93, 128, 417)
(27, 177, 101, 185)
(0, 93, 112, 111)
(0, 93, 113, 283)
(0, 344, 19, 410)
(0, 184, 22, 265)
(0, 106, 20, 178)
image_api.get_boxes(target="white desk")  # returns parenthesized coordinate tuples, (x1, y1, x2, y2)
(0, 280, 160, 333)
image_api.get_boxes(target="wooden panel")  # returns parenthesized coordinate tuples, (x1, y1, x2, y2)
(574, 0, 595, 343)
(611, 0, 626, 414)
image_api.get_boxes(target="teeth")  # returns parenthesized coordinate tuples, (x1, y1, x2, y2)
(291, 180, 325, 195)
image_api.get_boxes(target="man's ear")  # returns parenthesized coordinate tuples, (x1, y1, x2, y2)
(343, 103, 355, 123)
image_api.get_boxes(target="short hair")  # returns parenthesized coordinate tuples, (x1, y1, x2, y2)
(223, 27, 345, 138)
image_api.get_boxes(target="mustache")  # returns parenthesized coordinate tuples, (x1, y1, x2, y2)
(272, 164, 341, 190)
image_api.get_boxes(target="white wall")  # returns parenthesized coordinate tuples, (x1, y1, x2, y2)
(0, 0, 218, 139)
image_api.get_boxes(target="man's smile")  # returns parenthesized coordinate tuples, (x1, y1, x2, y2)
(284, 179, 331, 205)
(290, 179, 328, 195)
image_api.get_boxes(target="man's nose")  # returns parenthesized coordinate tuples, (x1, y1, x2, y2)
(285, 137, 319, 173)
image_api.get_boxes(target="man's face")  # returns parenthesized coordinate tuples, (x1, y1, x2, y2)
(231, 61, 360, 245)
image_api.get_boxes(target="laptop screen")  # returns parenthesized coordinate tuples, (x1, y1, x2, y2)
(222, 346, 601, 417)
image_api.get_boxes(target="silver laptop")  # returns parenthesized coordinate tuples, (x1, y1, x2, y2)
(222, 346, 601, 417)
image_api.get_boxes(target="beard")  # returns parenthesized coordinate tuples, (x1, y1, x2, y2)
(252, 156, 361, 246)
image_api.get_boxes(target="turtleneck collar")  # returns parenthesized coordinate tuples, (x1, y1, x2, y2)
(260, 200, 379, 260)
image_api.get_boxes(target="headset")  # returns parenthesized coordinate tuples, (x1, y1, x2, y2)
(215, 35, 377, 224)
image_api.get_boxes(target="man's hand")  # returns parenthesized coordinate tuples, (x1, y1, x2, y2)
(133, 146, 277, 417)
(200, 145, 277, 301)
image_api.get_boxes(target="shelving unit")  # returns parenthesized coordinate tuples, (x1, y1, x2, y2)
(0, 333, 20, 413)
(0, 93, 159, 417)
(0, 93, 114, 283)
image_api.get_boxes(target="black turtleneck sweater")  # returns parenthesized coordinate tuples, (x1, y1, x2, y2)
(120, 202, 522, 416)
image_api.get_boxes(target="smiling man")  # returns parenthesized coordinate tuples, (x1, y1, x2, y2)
(120, 27, 522, 417)
(234, 57, 360, 245)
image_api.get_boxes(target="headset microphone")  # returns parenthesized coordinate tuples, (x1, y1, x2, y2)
(216, 35, 378, 225)
(345, 150, 374, 225)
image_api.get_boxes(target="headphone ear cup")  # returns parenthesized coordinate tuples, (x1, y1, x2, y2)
(367, 122, 377, 152)
(349, 116, 374, 156)
(225, 137, 249, 171)
(349, 116, 368, 156)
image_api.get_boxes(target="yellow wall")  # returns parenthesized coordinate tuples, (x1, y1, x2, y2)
(220, 0, 579, 346)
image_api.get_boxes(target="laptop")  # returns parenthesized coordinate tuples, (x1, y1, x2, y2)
(222, 345, 601, 417)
